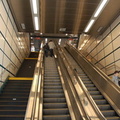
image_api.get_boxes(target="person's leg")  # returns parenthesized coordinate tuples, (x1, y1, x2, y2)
(50, 49, 53, 57)
(45, 50, 48, 57)
(49, 49, 52, 57)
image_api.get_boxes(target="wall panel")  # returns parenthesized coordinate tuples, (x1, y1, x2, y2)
(0, 0, 30, 81)
(79, 15, 120, 75)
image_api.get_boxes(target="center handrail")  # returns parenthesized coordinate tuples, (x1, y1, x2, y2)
(55, 42, 106, 120)
(24, 49, 44, 120)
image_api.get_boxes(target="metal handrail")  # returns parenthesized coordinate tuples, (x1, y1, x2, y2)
(66, 43, 120, 116)
(55, 43, 104, 120)
(24, 49, 44, 120)
(67, 43, 120, 90)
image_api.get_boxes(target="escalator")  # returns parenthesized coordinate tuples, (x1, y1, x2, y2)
(0, 52, 37, 120)
(0, 79, 32, 120)
(64, 48, 120, 120)
(43, 57, 71, 120)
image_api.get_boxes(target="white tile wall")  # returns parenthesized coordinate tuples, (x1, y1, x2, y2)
(0, 0, 30, 81)
(79, 14, 120, 75)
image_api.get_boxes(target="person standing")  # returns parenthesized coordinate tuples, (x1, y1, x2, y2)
(112, 71, 120, 86)
(43, 43, 49, 57)
(48, 40, 55, 57)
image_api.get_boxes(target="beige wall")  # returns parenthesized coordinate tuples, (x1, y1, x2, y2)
(0, 0, 30, 84)
(78, 14, 120, 75)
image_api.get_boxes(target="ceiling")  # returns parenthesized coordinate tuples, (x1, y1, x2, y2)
(7, 0, 120, 37)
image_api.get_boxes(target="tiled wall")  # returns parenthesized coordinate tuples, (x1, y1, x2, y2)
(78, 14, 120, 75)
(0, 0, 30, 84)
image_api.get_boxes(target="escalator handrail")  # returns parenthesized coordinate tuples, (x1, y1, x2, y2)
(55, 43, 105, 120)
(67, 43, 120, 90)
(61, 47, 106, 120)
(24, 49, 44, 120)
(66, 43, 120, 116)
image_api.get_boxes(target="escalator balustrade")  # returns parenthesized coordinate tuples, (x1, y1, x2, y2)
(64, 49, 120, 120)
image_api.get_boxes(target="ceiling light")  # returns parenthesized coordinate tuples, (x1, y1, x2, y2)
(94, 0, 108, 17)
(97, 26, 103, 32)
(32, 0, 37, 14)
(84, 19, 95, 32)
(21, 23, 26, 29)
(59, 28, 66, 32)
(34, 17, 39, 30)
(58, 39, 61, 45)
(45, 38, 48, 43)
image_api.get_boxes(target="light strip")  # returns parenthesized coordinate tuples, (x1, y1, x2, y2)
(34, 17, 39, 30)
(32, 0, 37, 14)
(84, 19, 95, 32)
(94, 0, 108, 17)
(45, 38, 48, 43)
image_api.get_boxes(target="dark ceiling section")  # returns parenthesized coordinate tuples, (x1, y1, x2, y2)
(7, 0, 34, 32)
(89, 0, 120, 37)
(44, 0, 100, 34)
(6, 0, 120, 37)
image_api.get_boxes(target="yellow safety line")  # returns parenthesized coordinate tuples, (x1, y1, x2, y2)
(31, 51, 39, 53)
(9, 77, 33, 80)
(25, 58, 38, 60)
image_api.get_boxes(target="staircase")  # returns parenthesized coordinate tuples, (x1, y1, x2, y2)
(43, 57, 71, 120)
(64, 49, 120, 120)
(0, 79, 32, 120)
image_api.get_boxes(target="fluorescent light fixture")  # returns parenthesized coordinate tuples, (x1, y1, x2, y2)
(45, 38, 48, 43)
(21, 23, 26, 29)
(94, 0, 108, 17)
(59, 39, 61, 43)
(32, 0, 37, 14)
(34, 17, 39, 30)
(84, 19, 95, 32)
(58, 39, 61, 45)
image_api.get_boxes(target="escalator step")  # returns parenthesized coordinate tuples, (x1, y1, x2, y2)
(44, 82, 62, 86)
(0, 101, 27, 105)
(44, 79, 60, 81)
(0, 105, 26, 110)
(0, 93, 29, 97)
(44, 98, 66, 103)
(92, 95, 104, 100)
(95, 100, 108, 105)
(0, 110, 25, 115)
(44, 86, 62, 89)
(44, 103, 67, 108)
(106, 116, 120, 120)
(2, 90, 30, 93)
(44, 93, 65, 98)
(0, 97, 28, 101)
(89, 91, 101, 95)
(102, 110, 117, 117)
(98, 104, 112, 110)
(43, 108, 69, 115)
(85, 84, 95, 87)
(87, 87, 98, 91)
(0, 115, 24, 120)
(44, 89, 63, 93)
(82, 81, 93, 84)
(43, 114, 71, 120)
